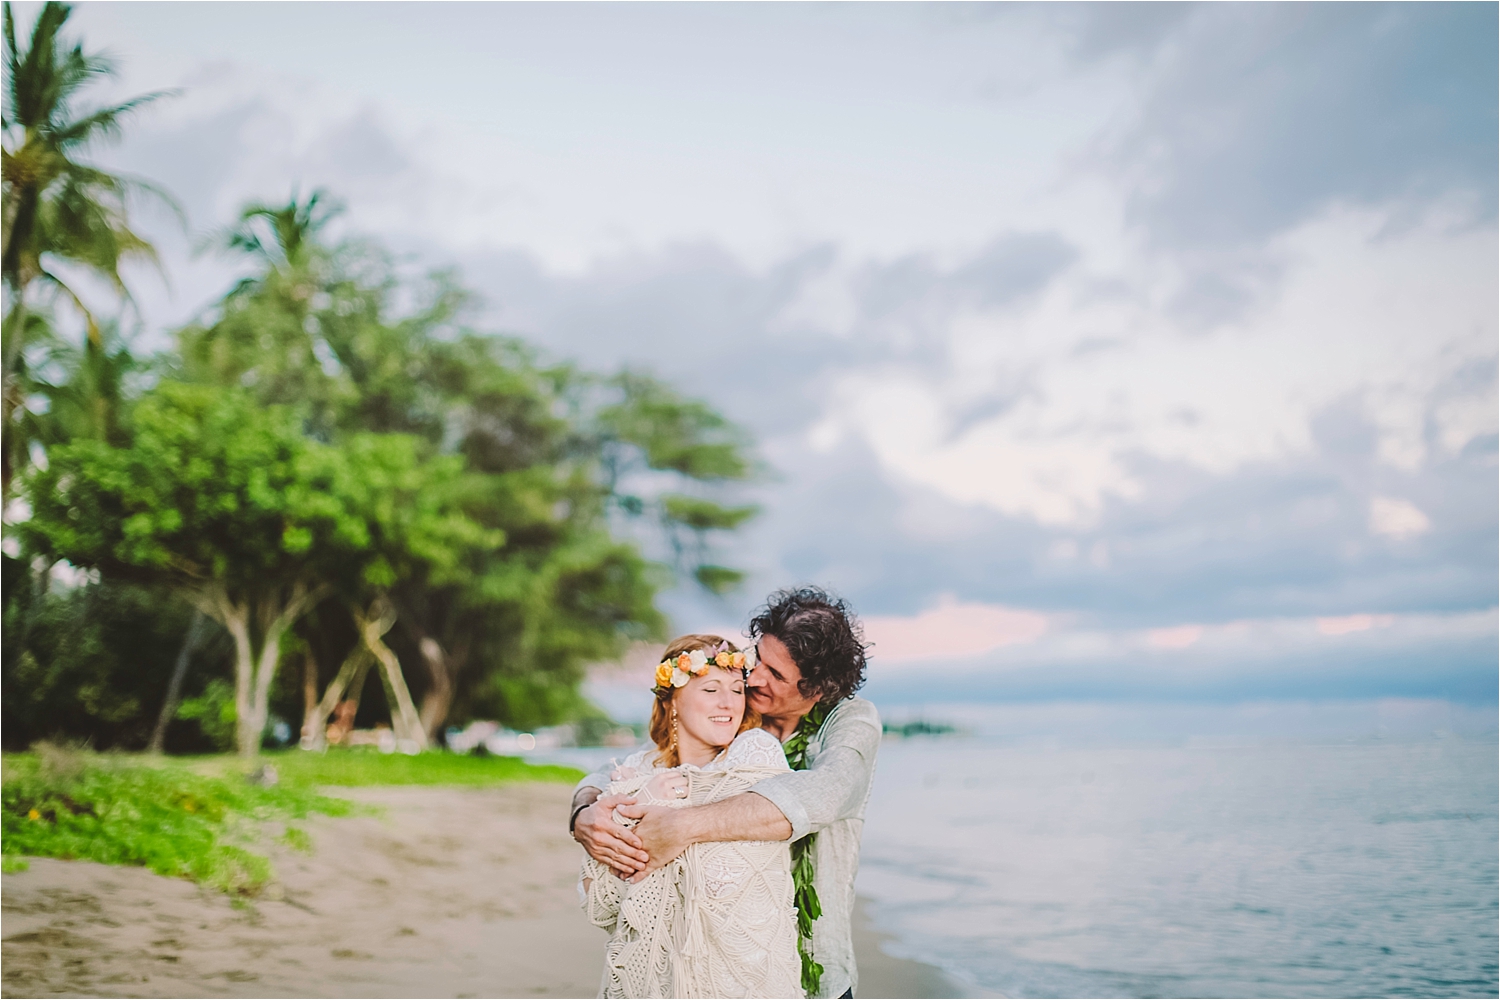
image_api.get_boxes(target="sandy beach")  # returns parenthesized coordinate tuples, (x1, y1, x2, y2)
(2, 782, 964, 999)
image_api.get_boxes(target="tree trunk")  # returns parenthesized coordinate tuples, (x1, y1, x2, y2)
(415, 633, 469, 746)
(218, 599, 258, 757)
(147, 610, 207, 753)
(1, 296, 25, 502)
(248, 597, 286, 753)
(351, 597, 426, 751)
(2, 193, 37, 501)
(299, 649, 319, 748)
(192, 580, 325, 757)
(360, 599, 432, 746)
(302, 643, 372, 750)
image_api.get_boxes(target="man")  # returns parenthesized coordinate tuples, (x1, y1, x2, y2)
(570, 586, 881, 1000)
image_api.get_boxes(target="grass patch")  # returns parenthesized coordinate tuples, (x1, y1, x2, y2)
(1, 745, 581, 895)
(2, 744, 355, 895)
(246, 748, 584, 788)
(279, 825, 314, 854)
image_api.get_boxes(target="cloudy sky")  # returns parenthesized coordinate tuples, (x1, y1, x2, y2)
(45, 2, 1498, 709)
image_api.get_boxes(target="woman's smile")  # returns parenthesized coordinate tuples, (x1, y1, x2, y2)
(673, 667, 750, 765)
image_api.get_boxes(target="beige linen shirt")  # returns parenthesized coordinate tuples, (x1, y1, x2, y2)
(576, 696, 882, 999)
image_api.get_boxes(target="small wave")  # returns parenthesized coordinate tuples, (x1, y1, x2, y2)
(1372, 810, 1490, 824)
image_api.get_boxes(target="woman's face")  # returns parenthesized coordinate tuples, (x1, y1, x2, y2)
(674, 666, 747, 755)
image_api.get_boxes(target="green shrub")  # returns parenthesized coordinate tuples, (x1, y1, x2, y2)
(1, 571, 232, 752)
(176, 678, 238, 752)
(1, 745, 353, 894)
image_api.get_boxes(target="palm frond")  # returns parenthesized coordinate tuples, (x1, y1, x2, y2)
(33, 263, 100, 345)
(3, 5, 19, 103)
(219, 189, 343, 268)
(9, 3, 78, 128)
(53, 89, 177, 146)
(53, 161, 186, 229)
(1, 0, 173, 316)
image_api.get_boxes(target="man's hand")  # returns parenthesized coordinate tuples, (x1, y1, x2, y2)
(573, 793, 649, 877)
(615, 802, 693, 882)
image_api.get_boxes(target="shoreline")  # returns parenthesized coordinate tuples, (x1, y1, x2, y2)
(3, 782, 970, 998)
(853, 895, 976, 998)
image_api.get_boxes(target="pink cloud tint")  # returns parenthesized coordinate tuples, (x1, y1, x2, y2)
(863, 599, 1048, 664)
(1147, 625, 1204, 649)
(1317, 614, 1396, 636)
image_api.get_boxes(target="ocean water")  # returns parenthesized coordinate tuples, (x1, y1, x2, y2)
(857, 731, 1499, 998)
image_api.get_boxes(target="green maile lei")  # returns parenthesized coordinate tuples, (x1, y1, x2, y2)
(782, 699, 832, 996)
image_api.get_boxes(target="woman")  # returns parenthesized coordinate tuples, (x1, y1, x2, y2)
(580, 634, 801, 999)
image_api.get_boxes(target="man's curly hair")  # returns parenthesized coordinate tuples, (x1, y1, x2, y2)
(748, 586, 868, 704)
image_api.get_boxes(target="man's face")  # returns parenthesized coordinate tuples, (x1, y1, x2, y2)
(747, 634, 819, 720)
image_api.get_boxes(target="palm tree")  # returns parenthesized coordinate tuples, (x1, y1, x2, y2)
(176, 191, 348, 422)
(1, 0, 173, 496)
(34, 318, 138, 445)
(210, 188, 342, 310)
(222, 188, 340, 275)
(0, 312, 140, 509)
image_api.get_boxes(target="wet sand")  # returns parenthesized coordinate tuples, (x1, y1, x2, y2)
(2, 783, 965, 998)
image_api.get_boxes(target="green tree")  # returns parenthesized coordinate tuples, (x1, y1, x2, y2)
(179, 194, 761, 741)
(1, 311, 145, 523)
(596, 370, 760, 594)
(1, 0, 173, 495)
(320, 292, 755, 739)
(178, 190, 350, 433)
(298, 434, 500, 751)
(21, 383, 389, 755)
(28, 318, 139, 442)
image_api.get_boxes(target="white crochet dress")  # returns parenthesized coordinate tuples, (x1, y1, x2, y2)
(581, 728, 801, 999)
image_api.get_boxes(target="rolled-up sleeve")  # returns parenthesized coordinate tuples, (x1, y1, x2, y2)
(752, 701, 882, 842)
(576, 768, 610, 794)
(573, 742, 654, 796)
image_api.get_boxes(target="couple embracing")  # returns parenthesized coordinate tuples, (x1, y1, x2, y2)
(571, 587, 881, 999)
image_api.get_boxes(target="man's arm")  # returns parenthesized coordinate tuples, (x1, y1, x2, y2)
(738, 741, 876, 842)
(623, 699, 881, 874)
(621, 790, 791, 880)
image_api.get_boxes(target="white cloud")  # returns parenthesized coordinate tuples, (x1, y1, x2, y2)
(87, 9, 1496, 537)
(813, 204, 1495, 526)
(1369, 497, 1432, 540)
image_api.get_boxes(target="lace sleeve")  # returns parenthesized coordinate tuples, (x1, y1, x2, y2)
(580, 856, 623, 931)
(721, 728, 790, 771)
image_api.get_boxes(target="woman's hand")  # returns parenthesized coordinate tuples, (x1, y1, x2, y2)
(574, 793, 650, 878)
(643, 771, 688, 804)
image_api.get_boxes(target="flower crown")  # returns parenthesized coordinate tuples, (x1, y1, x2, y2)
(652, 641, 755, 695)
